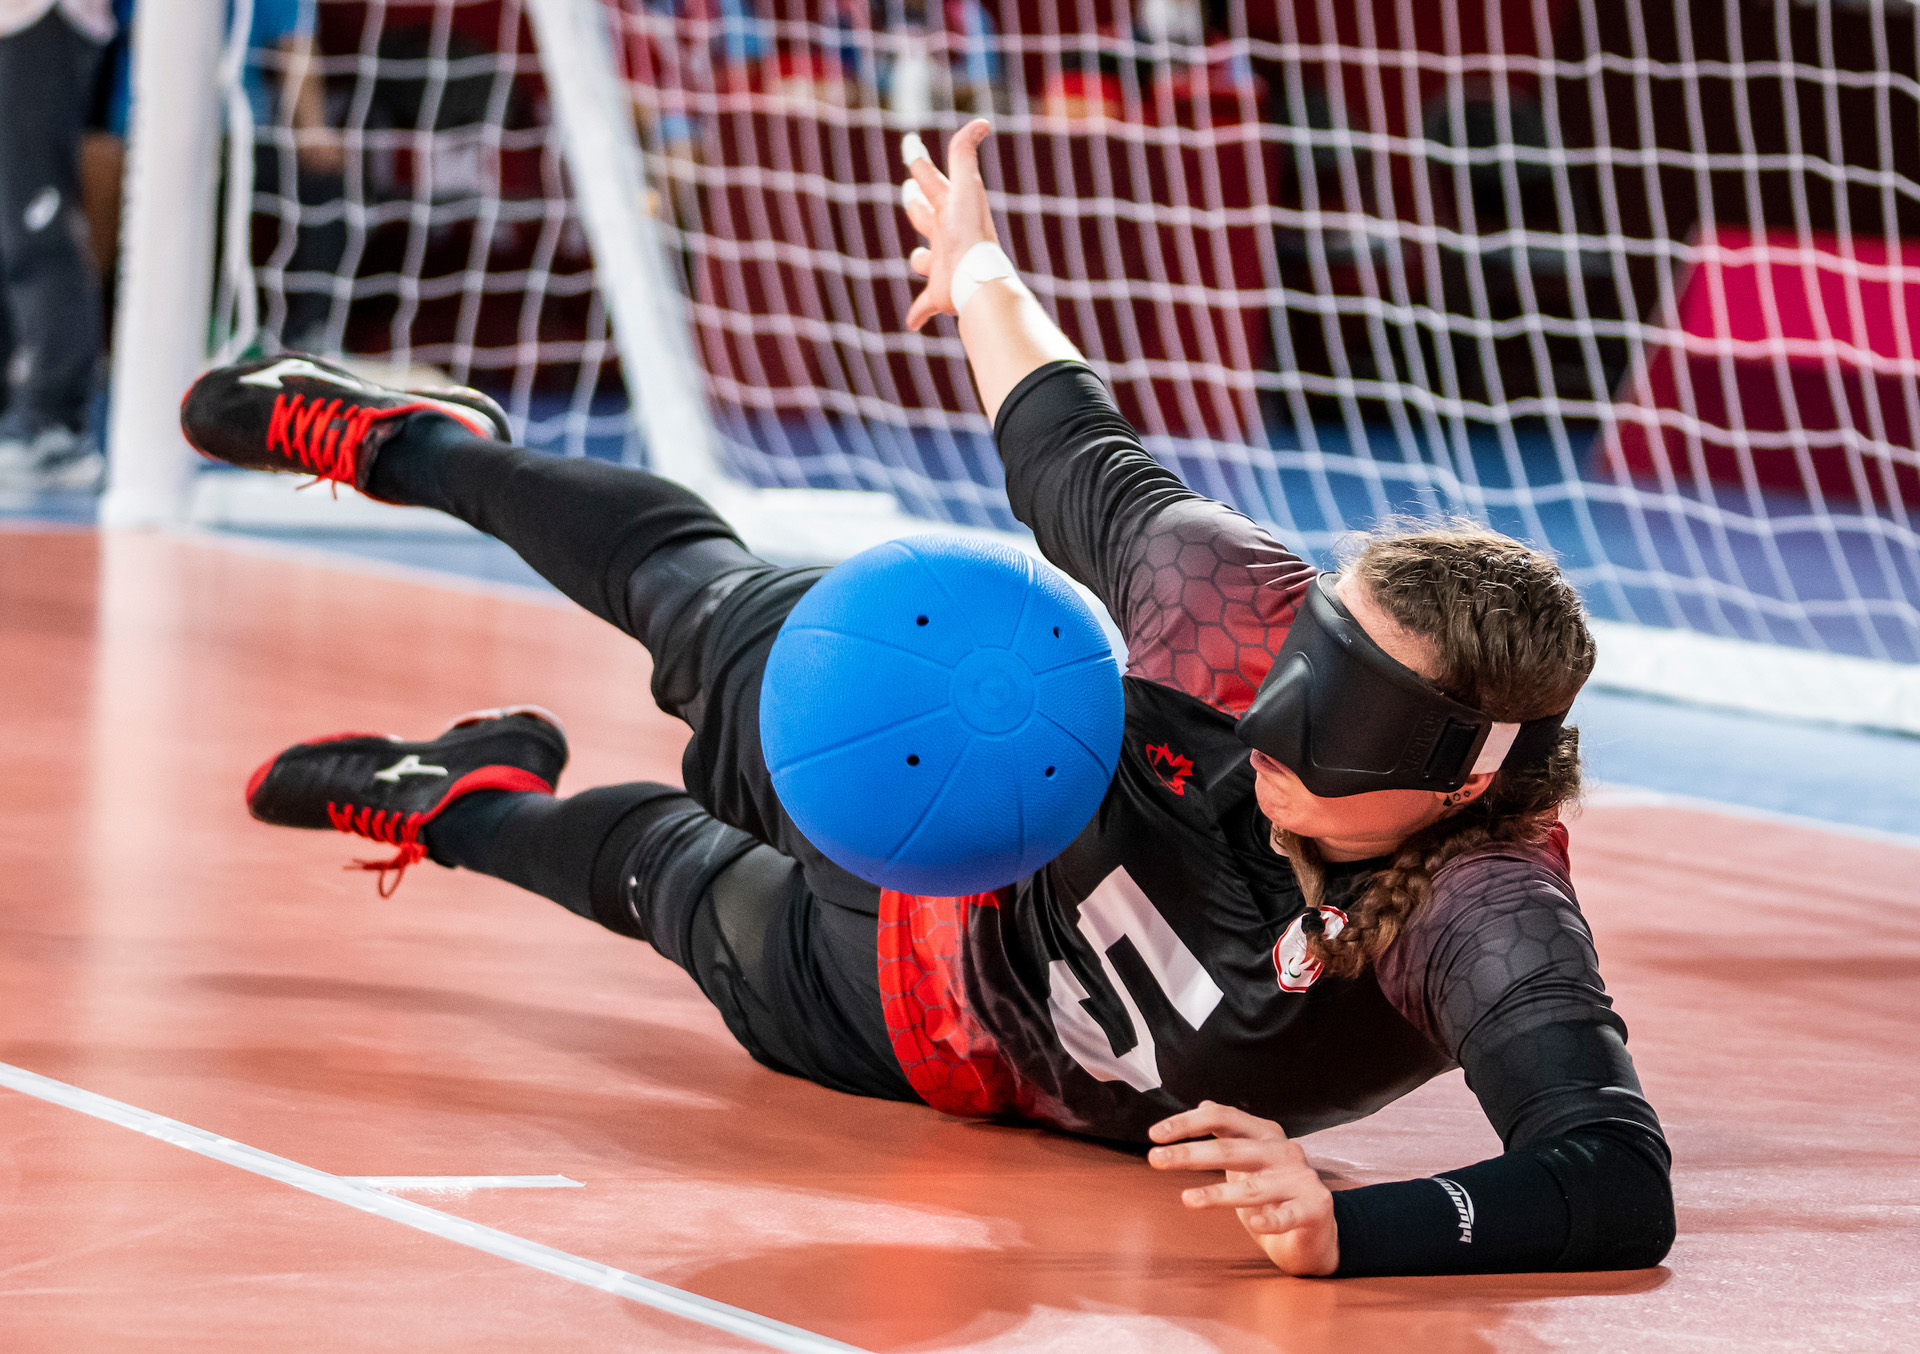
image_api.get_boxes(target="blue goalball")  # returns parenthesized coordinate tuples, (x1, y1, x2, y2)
(760, 535, 1124, 896)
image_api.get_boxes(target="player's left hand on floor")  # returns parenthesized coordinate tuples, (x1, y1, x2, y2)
(1148, 1101, 1340, 1277)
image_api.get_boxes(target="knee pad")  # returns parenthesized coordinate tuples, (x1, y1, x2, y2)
(706, 845, 802, 978)
(604, 790, 760, 964)
(627, 536, 764, 719)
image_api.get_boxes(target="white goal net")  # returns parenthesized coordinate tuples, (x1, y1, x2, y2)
(219, 0, 636, 461)
(214, 0, 1920, 706)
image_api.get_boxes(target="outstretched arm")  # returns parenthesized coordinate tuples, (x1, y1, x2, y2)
(900, 124, 1312, 711)
(1150, 855, 1677, 1278)
(1148, 1101, 1673, 1278)
(899, 120, 1081, 423)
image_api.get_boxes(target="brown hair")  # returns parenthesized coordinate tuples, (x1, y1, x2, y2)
(1276, 523, 1595, 979)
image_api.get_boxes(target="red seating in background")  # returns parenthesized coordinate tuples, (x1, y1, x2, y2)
(682, 40, 1271, 445)
(1604, 227, 1920, 510)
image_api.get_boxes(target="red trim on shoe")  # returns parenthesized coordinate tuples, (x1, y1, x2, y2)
(259, 394, 495, 489)
(245, 754, 275, 807)
(441, 704, 565, 737)
(324, 765, 557, 897)
(355, 399, 502, 504)
(391, 397, 498, 439)
(423, 765, 556, 818)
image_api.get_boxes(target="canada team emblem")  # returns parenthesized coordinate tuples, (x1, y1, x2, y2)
(1144, 741, 1194, 795)
(1273, 906, 1348, 992)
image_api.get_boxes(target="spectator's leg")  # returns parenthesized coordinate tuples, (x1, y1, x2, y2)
(283, 165, 347, 348)
(0, 11, 104, 436)
(0, 258, 12, 422)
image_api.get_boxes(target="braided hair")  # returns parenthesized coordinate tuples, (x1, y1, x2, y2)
(1278, 524, 1595, 979)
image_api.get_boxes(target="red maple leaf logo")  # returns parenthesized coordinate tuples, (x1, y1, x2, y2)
(1144, 741, 1194, 796)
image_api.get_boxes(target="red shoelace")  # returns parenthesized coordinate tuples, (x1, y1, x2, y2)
(267, 393, 384, 484)
(327, 800, 427, 897)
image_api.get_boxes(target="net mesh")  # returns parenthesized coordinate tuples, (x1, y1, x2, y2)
(228, 0, 1920, 663)
(223, 0, 638, 460)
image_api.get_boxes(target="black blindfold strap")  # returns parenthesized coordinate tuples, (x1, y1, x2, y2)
(1501, 711, 1568, 771)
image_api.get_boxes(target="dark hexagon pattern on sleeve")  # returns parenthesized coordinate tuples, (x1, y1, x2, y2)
(1375, 841, 1662, 1150)
(993, 361, 1313, 716)
(1116, 498, 1313, 716)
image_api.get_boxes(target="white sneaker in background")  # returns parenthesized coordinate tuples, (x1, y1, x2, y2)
(0, 424, 105, 494)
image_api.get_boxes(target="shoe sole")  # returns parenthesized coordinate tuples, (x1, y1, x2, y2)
(442, 704, 566, 741)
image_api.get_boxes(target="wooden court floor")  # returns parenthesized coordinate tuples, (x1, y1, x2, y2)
(2, 526, 1916, 1353)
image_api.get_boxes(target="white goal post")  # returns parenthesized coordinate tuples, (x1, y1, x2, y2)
(101, 0, 227, 529)
(102, 0, 1920, 735)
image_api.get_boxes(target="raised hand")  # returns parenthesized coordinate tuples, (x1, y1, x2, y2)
(1148, 1100, 1341, 1276)
(900, 118, 999, 332)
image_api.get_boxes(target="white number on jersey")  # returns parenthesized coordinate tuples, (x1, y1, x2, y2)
(1046, 868, 1224, 1092)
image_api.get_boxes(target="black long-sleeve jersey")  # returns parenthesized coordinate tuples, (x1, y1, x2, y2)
(874, 362, 1674, 1276)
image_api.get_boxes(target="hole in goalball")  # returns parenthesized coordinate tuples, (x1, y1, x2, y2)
(907, 754, 921, 766)
(1053, 626, 1060, 637)
(916, 615, 929, 626)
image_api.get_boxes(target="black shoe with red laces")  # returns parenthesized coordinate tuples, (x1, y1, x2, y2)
(180, 353, 511, 497)
(246, 707, 568, 894)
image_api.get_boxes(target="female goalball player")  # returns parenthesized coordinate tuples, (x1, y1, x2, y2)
(180, 121, 1674, 1279)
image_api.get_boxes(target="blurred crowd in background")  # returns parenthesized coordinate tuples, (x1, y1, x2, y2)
(0, 0, 1275, 493)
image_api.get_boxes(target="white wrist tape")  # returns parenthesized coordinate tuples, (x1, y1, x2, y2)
(950, 241, 1023, 316)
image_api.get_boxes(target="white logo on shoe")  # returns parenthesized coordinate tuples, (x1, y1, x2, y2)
(240, 358, 380, 392)
(374, 755, 449, 783)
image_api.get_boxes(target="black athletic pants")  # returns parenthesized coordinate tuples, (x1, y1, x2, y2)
(0, 9, 104, 433)
(372, 419, 916, 1103)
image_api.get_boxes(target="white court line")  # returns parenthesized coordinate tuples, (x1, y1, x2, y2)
(348, 1175, 584, 1192)
(0, 1061, 867, 1354)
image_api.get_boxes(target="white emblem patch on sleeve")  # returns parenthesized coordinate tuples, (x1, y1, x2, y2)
(1272, 906, 1348, 993)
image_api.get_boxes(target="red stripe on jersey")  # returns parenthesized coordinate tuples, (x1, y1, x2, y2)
(877, 888, 1022, 1118)
(1547, 819, 1571, 871)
